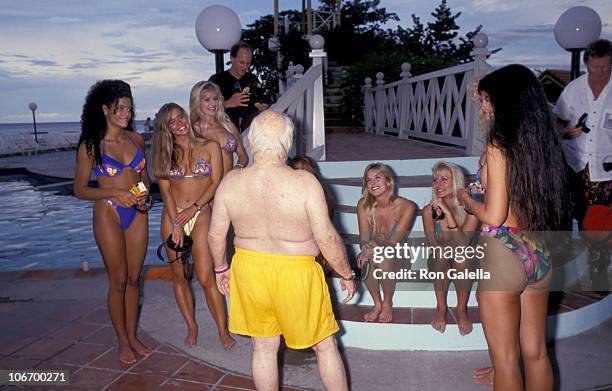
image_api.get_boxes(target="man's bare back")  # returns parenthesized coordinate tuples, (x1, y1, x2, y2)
(212, 162, 339, 257)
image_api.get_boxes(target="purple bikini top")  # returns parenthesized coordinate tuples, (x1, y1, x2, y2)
(93, 134, 145, 177)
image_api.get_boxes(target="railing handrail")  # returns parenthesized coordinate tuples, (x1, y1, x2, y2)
(362, 33, 494, 156)
(243, 36, 327, 162)
(271, 64, 322, 113)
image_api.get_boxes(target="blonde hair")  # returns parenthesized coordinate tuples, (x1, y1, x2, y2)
(431, 161, 467, 226)
(248, 111, 294, 161)
(152, 103, 197, 179)
(189, 81, 234, 136)
(359, 163, 397, 234)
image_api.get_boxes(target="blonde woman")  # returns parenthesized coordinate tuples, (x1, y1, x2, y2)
(190, 81, 248, 175)
(422, 162, 479, 335)
(357, 163, 416, 323)
(152, 102, 235, 350)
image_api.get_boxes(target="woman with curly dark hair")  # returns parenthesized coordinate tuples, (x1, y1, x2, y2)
(459, 64, 569, 390)
(74, 80, 152, 365)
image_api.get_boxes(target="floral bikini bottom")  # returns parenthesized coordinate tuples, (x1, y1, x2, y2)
(480, 225, 551, 285)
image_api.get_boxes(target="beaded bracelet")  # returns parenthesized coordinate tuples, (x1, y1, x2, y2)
(214, 264, 230, 274)
(447, 224, 458, 230)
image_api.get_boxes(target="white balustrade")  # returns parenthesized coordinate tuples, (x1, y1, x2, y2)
(362, 33, 494, 156)
(242, 35, 327, 161)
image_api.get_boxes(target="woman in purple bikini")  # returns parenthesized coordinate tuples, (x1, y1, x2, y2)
(459, 65, 569, 390)
(74, 80, 152, 365)
(189, 81, 248, 174)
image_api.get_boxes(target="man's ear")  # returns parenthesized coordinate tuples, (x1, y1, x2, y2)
(102, 104, 109, 116)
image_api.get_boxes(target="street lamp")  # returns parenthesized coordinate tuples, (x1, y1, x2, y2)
(195, 5, 242, 75)
(28, 102, 39, 143)
(554, 6, 602, 80)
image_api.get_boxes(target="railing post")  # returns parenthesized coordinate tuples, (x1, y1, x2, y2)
(398, 62, 412, 139)
(308, 34, 326, 161)
(466, 32, 492, 156)
(363, 77, 373, 133)
(374, 72, 385, 134)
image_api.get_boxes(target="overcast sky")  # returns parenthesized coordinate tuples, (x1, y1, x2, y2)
(0, 0, 610, 123)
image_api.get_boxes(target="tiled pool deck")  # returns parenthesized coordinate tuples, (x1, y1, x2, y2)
(1, 134, 611, 390)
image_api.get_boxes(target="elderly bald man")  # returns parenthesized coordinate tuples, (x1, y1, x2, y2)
(208, 111, 355, 391)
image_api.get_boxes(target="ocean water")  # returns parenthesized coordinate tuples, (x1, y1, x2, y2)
(0, 120, 148, 136)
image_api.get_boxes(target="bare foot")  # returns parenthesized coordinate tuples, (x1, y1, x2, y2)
(118, 344, 138, 365)
(473, 366, 494, 385)
(431, 306, 447, 333)
(364, 305, 382, 322)
(219, 332, 236, 350)
(184, 327, 198, 348)
(129, 337, 152, 357)
(378, 304, 393, 323)
(456, 309, 473, 336)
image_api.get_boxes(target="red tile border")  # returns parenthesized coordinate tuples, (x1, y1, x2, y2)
(130, 352, 190, 377)
(106, 372, 167, 391)
(173, 360, 224, 384)
(12, 338, 73, 361)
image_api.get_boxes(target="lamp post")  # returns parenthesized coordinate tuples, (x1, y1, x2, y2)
(28, 102, 38, 143)
(554, 6, 602, 81)
(195, 5, 242, 75)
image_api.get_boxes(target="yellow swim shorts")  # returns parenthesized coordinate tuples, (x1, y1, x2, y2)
(229, 247, 339, 349)
(176, 206, 201, 236)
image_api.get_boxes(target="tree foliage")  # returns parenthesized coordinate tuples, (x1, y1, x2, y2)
(240, 0, 498, 122)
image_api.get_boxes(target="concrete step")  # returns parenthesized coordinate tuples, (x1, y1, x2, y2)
(324, 95, 343, 104)
(325, 87, 342, 95)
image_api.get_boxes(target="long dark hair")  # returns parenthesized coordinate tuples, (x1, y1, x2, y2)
(478, 64, 569, 231)
(78, 80, 135, 164)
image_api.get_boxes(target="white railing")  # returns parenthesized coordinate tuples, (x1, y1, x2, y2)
(243, 36, 327, 161)
(363, 33, 494, 156)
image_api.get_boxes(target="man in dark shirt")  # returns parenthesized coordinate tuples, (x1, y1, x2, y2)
(209, 42, 270, 132)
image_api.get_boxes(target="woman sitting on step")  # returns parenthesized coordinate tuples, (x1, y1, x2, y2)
(356, 163, 416, 323)
(422, 161, 479, 335)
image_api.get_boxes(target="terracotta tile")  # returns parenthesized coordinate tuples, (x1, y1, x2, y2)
(173, 360, 224, 384)
(68, 367, 120, 390)
(0, 356, 40, 370)
(49, 322, 103, 342)
(0, 335, 38, 355)
(78, 308, 110, 324)
(160, 379, 213, 390)
(131, 352, 189, 377)
(157, 344, 182, 354)
(12, 319, 69, 338)
(50, 302, 103, 322)
(81, 325, 117, 345)
(88, 348, 139, 371)
(412, 308, 454, 325)
(388, 308, 409, 324)
(50, 342, 108, 365)
(13, 338, 73, 361)
(219, 374, 257, 389)
(106, 373, 167, 391)
(135, 331, 162, 351)
(33, 361, 77, 371)
(558, 291, 598, 310)
(215, 386, 256, 391)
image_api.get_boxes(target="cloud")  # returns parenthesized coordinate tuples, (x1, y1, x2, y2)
(30, 60, 58, 67)
(44, 16, 81, 23)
